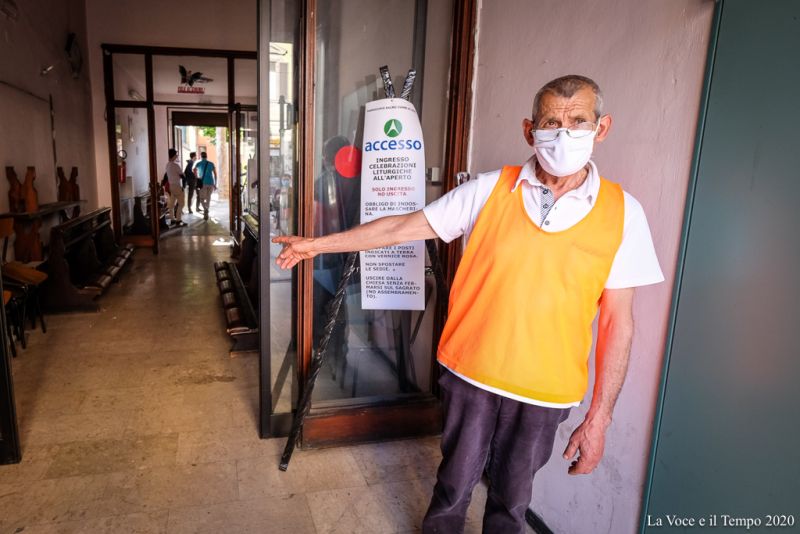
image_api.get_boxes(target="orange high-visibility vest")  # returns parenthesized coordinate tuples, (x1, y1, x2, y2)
(437, 165, 625, 404)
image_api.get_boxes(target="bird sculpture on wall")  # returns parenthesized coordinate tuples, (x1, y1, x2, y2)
(179, 65, 213, 86)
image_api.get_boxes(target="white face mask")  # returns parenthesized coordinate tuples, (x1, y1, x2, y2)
(533, 127, 597, 177)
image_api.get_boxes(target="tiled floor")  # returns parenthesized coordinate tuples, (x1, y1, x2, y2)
(1, 206, 497, 533)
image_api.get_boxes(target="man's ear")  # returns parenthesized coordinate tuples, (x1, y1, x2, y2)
(595, 114, 613, 143)
(522, 118, 535, 146)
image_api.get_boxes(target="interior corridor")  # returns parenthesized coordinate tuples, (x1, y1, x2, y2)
(0, 230, 494, 533)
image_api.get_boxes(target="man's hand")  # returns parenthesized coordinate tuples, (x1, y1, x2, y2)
(273, 236, 318, 269)
(562, 415, 610, 475)
(271, 211, 437, 271)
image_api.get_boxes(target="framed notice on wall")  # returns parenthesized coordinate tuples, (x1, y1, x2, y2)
(359, 98, 426, 310)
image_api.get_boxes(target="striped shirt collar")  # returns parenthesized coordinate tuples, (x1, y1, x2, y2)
(512, 155, 600, 204)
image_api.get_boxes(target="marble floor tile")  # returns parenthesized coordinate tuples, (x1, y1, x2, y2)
(79, 386, 184, 414)
(348, 437, 442, 485)
(166, 495, 316, 534)
(0, 444, 55, 486)
(11, 511, 169, 534)
(0, 473, 111, 532)
(237, 449, 368, 499)
(75, 461, 239, 520)
(305, 485, 400, 534)
(180, 381, 257, 406)
(13, 387, 87, 417)
(18, 410, 138, 446)
(43, 434, 179, 478)
(176, 429, 284, 465)
(306, 477, 493, 534)
(122, 399, 253, 438)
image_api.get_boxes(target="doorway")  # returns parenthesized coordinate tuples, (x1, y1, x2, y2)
(170, 111, 231, 235)
(102, 46, 258, 254)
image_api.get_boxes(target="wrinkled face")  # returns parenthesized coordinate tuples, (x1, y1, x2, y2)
(521, 86, 611, 146)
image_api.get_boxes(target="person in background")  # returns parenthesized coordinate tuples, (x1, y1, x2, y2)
(183, 151, 197, 214)
(164, 148, 185, 227)
(195, 151, 217, 221)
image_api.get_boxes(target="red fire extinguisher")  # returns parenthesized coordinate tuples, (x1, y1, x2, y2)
(118, 149, 127, 183)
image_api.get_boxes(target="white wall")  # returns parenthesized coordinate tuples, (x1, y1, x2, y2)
(0, 0, 95, 215)
(84, 0, 256, 209)
(468, 1, 715, 532)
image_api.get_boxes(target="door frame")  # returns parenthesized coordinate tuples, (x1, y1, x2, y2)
(231, 105, 258, 246)
(256, 0, 478, 444)
(168, 108, 234, 236)
(101, 44, 257, 254)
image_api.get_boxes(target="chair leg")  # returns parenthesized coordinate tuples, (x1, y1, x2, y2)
(6, 321, 16, 358)
(34, 290, 46, 333)
(28, 293, 36, 330)
(16, 301, 26, 349)
(39, 307, 46, 333)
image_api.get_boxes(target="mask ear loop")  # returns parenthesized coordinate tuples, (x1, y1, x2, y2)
(593, 115, 605, 135)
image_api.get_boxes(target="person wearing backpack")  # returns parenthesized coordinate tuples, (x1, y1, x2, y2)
(183, 151, 198, 214)
(195, 151, 217, 220)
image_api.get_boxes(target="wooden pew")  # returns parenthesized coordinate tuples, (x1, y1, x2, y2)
(40, 207, 134, 312)
(214, 214, 259, 354)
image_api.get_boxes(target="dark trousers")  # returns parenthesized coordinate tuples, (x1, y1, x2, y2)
(422, 370, 571, 534)
(187, 183, 197, 211)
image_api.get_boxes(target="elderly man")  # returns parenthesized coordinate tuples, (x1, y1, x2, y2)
(274, 75, 663, 533)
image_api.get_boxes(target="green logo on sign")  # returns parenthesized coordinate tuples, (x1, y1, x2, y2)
(383, 119, 403, 138)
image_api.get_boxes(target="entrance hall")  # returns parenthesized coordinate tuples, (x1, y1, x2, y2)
(1, 230, 492, 532)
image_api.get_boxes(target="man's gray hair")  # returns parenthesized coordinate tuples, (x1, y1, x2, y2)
(531, 75, 604, 122)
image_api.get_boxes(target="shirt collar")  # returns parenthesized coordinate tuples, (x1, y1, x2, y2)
(512, 155, 600, 203)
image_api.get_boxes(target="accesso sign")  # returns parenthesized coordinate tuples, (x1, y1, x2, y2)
(364, 118, 423, 152)
(359, 98, 426, 310)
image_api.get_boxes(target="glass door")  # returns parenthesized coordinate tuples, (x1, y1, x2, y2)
(299, 0, 456, 446)
(106, 52, 160, 252)
(232, 107, 258, 244)
(258, 0, 301, 437)
(257, 0, 472, 444)
(114, 107, 156, 248)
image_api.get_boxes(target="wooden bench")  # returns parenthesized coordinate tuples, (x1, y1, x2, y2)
(40, 207, 134, 312)
(215, 214, 259, 353)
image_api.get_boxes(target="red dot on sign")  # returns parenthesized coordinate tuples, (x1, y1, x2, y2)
(334, 145, 362, 178)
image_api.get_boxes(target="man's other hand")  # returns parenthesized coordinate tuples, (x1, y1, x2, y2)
(562, 416, 609, 475)
(272, 236, 317, 269)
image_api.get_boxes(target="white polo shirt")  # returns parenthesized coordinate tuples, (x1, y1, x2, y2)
(164, 160, 184, 191)
(423, 156, 665, 407)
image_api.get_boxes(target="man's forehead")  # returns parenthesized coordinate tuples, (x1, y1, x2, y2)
(537, 87, 596, 116)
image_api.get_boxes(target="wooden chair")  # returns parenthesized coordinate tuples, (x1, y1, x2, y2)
(0, 217, 47, 342)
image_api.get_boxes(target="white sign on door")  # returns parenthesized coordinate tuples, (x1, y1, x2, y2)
(359, 98, 426, 310)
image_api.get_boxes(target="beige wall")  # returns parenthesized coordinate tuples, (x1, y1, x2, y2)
(84, 0, 256, 209)
(468, 0, 715, 532)
(0, 0, 95, 219)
